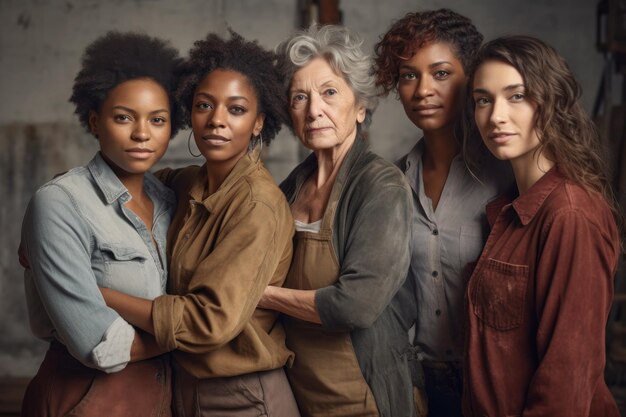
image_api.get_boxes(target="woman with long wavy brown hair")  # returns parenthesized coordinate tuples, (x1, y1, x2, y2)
(464, 35, 622, 417)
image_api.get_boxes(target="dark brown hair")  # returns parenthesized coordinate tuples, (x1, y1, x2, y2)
(468, 35, 622, 233)
(374, 8, 483, 96)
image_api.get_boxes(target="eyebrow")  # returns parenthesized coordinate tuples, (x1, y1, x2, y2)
(399, 61, 453, 70)
(289, 79, 338, 94)
(112, 105, 169, 114)
(194, 92, 249, 102)
(472, 84, 525, 94)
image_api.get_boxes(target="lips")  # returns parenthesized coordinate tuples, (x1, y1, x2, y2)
(201, 134, 230, 146)
(413, 104, 443, 116)
(488, 131, 516, 144)
(126, 148, 155, 159)
(305, 126, 332, 136)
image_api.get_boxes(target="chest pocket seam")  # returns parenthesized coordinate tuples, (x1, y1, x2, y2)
(100, 243, 148, 262)
(472, 258, 529, 331)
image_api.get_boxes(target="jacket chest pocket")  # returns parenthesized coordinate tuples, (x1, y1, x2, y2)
(472, 258, 529, 331)
(99, 243, 154, 298)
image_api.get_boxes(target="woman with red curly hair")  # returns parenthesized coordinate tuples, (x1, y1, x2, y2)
(374, 9, 510, 417)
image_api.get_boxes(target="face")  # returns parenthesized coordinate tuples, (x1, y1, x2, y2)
(89, 78, 171, 178)
(472, 60, 540, 165)
(397, 41, 466, 133)
(289, 57, 366, 151)
(191, 69, 264, 167)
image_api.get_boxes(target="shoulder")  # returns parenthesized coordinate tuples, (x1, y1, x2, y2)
(543, 180, 617, 241)
(242, 165, 291, 213)
(30, 166, 95, 211)
(350, 151, 411, 195)
(156, 165, 201, 187)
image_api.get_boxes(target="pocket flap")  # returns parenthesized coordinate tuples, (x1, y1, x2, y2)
(99, 243, 147, 262)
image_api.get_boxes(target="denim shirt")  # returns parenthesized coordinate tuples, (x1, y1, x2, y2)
(22, 152, 175, 367)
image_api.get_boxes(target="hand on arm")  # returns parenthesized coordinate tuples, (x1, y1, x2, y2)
(100, 288, 155, 335)
(258, 286, 321, 324)
(130, 328, 168, 361)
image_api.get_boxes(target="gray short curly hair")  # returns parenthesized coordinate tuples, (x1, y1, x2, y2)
(275, 25, 379, 129)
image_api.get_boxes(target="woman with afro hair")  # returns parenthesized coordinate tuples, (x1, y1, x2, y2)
(98, 32, 301, 416)
(21, 32, 184, 416)
(374, 9, 511, 417)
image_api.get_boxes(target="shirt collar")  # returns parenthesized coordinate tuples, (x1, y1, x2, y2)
(87, 152, 131, 205)
(486, 165, 564, 227)
(403, 138, 425, 172)
(188, 148, 262, 212)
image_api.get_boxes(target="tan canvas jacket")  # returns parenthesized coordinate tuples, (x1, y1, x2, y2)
(152, 151, 295, 378)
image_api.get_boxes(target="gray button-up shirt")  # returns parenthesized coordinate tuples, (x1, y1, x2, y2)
(397, 139, 509, 362)
(22, 152, 175, 368)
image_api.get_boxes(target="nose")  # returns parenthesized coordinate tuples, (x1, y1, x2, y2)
(414, 76, 434, 99)
(208, 105, 226, 128)
(306, 93, 323, 121)
(489, 98, 507, 125)
(131, 120, 150, 142)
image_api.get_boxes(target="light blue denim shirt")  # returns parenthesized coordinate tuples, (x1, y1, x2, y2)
(22, 152, 175, 368)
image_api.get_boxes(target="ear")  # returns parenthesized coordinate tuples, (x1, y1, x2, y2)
(88, 111, 99, 138)
(356, 105, 366, 124)
(253, 113, 265, 137)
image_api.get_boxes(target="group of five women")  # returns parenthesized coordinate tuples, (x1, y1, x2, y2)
(19, 7, 622, 417)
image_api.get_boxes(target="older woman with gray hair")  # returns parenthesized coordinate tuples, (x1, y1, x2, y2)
(258, 25, 414, 416)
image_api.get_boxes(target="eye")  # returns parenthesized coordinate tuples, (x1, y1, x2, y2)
(152, 116, 168, 125)
(292, 93, 307, 102)
(114, 114, 131, 123)
(323, 88, 338, 97)
(399, 72, 416, 81)
(230, 106, 247, 115)
(434, 70, 450, 80)
(510, 93, 525, 102)
(195, 101, 212, 111)
(474, 97, 491, 107)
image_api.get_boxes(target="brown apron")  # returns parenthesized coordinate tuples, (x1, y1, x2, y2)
(283, 198, 379, 417)
(21, 341, 172, 417)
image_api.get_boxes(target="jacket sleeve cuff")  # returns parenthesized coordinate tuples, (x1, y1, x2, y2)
(315, 287, 348, 331)
(152, 294, 182, 351)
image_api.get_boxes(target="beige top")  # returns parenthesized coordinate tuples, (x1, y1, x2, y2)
(152, 152, 295, 378)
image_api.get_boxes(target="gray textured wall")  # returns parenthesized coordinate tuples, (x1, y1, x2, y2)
(0, 0, 604, 376)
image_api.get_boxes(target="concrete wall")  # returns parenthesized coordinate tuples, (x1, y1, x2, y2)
(0, 0, 605, 376)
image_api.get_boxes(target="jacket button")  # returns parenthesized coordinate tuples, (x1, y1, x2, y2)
(432, 229, 439, 236)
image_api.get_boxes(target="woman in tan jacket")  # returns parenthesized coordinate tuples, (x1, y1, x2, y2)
(99, 32, 300, 416)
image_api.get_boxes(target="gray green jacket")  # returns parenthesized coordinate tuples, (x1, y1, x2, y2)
(280, 137, 415, 417)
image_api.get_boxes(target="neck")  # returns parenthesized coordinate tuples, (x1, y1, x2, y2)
(422, 127, 460, 170)
(118, 174, 145, 202)
(100, 154, 146, 201)
(312, 132, 356, 189)
(510, 149, 555, 194)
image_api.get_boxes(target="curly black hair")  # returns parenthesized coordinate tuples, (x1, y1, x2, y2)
(70, 31, 184, 138)
(176, 31, 288, 144)
(374, 9, 483, 95)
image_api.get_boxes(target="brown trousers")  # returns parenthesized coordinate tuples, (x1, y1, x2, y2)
(21, 341, 172, 417)
(173, 364, 300, 417)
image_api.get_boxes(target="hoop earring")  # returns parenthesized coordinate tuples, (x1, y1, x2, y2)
(187, 130, 201, 158)
(248, 133, 263, 153)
